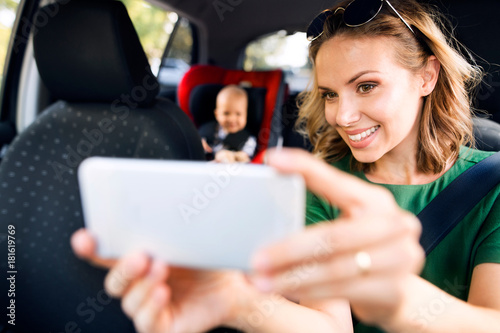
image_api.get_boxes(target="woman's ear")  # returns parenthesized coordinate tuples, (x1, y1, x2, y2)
(420, 56, 440, 97)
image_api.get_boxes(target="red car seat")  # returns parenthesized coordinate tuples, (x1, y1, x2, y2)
(177, 65, 286, 163)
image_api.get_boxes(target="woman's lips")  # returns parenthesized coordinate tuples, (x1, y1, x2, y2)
(346, 125, 380, 143)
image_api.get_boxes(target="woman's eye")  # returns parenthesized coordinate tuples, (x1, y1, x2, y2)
(358, 84, 376, 94)
(321, 92, 338, 100)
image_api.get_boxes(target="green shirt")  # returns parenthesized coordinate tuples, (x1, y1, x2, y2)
(306, 147, 500, 333)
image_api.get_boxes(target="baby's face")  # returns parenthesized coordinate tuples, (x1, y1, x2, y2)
(214, 94, 248, 134)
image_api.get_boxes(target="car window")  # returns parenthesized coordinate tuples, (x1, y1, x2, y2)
(121, 0, 193, 89)
(157, 17, 193, 88)
(244, 31, 312, 94)
(0, 0, 20, 96)
(121, 0, 181, 76)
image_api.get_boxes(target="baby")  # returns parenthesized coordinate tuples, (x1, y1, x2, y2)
(199, 85, 257, 163)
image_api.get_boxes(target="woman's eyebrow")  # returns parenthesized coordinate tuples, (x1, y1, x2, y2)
(318, 70, 381, 91)
(347, 70, 380, 85)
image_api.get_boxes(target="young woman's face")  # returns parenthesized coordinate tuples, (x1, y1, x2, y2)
(316, 35, 426, 164)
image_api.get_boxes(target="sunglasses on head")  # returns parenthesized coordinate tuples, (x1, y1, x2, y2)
(307, 0, 415, 41)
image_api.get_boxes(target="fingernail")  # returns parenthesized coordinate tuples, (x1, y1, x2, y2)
(251, 252, 270, 271)
(123, 252, 148, 278)
(251, 277, 273, 293)
(147, 259, 165, 280)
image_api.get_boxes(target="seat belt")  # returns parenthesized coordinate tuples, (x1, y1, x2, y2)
(353, 151, 500, 328)
(418, 151, 500, 255)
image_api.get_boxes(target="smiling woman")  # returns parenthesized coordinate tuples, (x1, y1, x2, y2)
(315, 36, 436, 169)
(1, 0, 500, 332)
(298, 0, 481, 176)
(290, 0, 500, 332)
(71, 0, 500, 332)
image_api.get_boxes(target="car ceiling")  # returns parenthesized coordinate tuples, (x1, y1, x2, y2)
(150, 0, 500, 120)
(149, 0, 496, 67)
(150, 0, 340, 66)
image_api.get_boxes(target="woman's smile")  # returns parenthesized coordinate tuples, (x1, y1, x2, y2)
(345, 125, 380, 142)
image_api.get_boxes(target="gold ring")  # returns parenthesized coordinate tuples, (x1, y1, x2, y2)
(355, 251, 372, 275)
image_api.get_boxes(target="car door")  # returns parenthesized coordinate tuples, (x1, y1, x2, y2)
(0, 0, 32, 163)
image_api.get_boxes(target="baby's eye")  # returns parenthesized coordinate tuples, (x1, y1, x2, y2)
(321, 91, 338, 100)
(357, 84, 376, 94)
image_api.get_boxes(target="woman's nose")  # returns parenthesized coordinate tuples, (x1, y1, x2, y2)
(334, 97, 361, 127)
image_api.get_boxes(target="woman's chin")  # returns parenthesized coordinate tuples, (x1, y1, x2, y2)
(350, 150, 382, 165)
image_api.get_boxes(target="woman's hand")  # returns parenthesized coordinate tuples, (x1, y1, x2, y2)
(251, 148, 425, 326)
(71, 230, 256, 333)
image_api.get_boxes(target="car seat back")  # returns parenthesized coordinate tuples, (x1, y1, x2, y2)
(178, 65, 286, 163)
(0, 1, 204, 332)
(472, 117, 500, 151)
(426, 0, 500, 122)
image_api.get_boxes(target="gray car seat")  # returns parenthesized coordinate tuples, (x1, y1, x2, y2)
(0, 0, 205, 331)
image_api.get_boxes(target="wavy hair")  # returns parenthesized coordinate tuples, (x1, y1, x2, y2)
(297, 0, 483, 173)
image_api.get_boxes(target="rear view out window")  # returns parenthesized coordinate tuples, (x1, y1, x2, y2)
(0, 0, 20, 94)
(157, 17, 193, 88)
(121, 0, 175, 75)
(121, 0, 193, 87)
(244, 31, 312, 93)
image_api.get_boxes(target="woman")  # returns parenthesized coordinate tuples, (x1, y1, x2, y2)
(72, 0, 500, 331)
(253, 0, 500, 331)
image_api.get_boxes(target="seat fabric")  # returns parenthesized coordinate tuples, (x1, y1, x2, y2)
(0, 1, 204, 331)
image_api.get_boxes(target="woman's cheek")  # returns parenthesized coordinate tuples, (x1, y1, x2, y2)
(324, 104, 338, 127)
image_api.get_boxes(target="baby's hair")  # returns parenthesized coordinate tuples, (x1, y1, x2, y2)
(217, 84, 248, 103)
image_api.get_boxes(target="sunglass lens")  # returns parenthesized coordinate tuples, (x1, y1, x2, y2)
(307, 10, 332, 39)
(343, 0, 383, 26)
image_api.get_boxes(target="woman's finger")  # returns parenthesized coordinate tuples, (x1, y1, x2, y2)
(284, 274, 405, 309)
(70, 228, 117, 268)
(104, 252, 151, 298)
(267, 148, 397, 215)
(133, 284, 171, 333)
(252, 234, 423, 295)
(252, 212, 421, 274)
(121, 259, 169, 318)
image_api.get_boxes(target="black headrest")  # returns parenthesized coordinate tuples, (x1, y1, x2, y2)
(473, 117, 500, 151)
(33, 0, 158, 105)
(189, 84, 267, 136)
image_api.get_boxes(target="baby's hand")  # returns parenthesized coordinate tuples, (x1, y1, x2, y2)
(234, 151, 251, 163)
(201, 139, 212, 153)
(214, 150, 236, 163)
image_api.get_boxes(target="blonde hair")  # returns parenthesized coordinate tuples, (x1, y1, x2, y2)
(297, 0, 483, 173)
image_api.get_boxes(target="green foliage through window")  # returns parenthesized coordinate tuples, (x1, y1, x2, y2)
(0, 0, 20, 92)
(120, 0, 175, 73)
(120, 0, 193, 76)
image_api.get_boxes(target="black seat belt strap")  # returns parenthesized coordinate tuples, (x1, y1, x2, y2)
(353, 151, 500, 328)
(418, 151, 500, 255)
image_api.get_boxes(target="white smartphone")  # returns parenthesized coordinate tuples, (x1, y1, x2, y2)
(78, 157, 305, 270)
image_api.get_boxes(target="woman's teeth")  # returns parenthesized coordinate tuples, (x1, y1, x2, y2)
(348, 126, 380, 142)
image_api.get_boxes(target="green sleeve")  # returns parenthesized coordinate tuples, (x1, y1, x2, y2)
(305, 191, 338, 226)
(474, 195, 500, 266)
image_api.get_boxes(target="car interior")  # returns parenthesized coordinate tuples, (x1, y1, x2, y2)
(1, 0, 500, 332)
